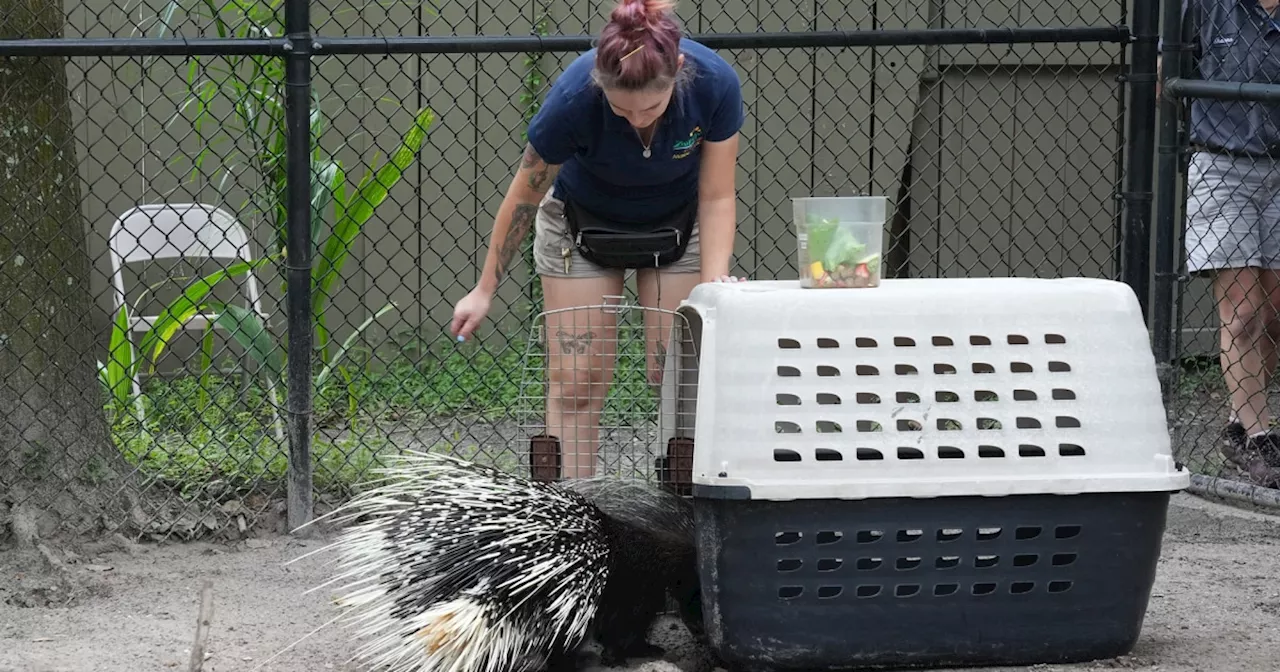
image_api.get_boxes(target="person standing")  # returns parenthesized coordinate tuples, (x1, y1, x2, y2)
(449, 0, 745, 480)
(1168, 0, 1280, 485)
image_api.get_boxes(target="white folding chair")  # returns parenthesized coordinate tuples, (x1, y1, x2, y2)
(107, 203, 283, 440)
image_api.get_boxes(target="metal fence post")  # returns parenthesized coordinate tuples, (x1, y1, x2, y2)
(284, 0, 315, 532)
(1122, 0, 1161, 325)
(1153, 0, 1185, 400)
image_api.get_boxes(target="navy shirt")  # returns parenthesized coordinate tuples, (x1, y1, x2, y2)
(1178, 0, 1280, 155)
(525, 38, 745, 223)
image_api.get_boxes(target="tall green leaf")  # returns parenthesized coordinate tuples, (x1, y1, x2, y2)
(311, 158, 344, 248)
(197, 324, 216, 411)
(136, 255, 279, 372)
(312, 107, 435, 323)
(206, 302, 284, 382)
(315, 302, 398, 390)
(105, 303, 137, 408)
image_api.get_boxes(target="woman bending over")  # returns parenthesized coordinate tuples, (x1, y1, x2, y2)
(450, 0, 745, 479)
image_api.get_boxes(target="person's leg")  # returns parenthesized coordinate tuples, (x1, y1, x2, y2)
(1213, 268, 1269, 435)
(541, 275, 624, 479)
(1259, 270, 1280, 408)
(531, 192, 625, 479)
(636, 225, 705, 491)
(636, 269, 702, 388)
(636, 222, 705, 389)
(1184, 151, 1280, 484)
(1222, 198, 1280, 483)
(1255, 160, 1280, 391)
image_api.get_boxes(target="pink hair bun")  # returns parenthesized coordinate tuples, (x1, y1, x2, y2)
(594, 0, 684, 90)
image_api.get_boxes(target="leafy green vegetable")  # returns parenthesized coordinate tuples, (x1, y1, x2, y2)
(803, 214, 883, 287)
(822, 224, 867, 269)
(806, 215, 879, 269)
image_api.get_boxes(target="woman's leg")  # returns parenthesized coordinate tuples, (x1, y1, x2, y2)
(1261, 269, 1280, 389)
(1214, 267, 1271, 436)
(530, 192, 626, 479)
(636, 241, 704, 493)
(636, 268, 703, 388)
(540, 274, 625, 478)
(636, 222, 706, 388)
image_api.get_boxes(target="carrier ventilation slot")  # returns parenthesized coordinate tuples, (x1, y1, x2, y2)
(783, 581, 1074, 602)
(786, 335, 1066, 349)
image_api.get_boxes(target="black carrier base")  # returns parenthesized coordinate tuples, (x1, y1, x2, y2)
(692, 490, 1172, 671)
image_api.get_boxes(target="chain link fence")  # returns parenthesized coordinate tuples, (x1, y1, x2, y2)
(0, 0, 1151, 543)
(1160, 0, 1280, 506)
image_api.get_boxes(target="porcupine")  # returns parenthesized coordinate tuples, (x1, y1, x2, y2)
(315, 450, 702, 672)
(556, 475, 704, 665)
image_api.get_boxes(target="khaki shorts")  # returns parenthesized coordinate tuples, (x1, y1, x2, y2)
(533, 190, 702, 279)
(1184, 150, 1280, 274)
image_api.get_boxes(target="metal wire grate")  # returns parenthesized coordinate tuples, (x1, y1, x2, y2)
(514, 296, 699, 490)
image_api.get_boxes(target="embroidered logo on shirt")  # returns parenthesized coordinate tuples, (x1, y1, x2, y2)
(1212, 36, 1237, 46)
(672, 126, 704, 159)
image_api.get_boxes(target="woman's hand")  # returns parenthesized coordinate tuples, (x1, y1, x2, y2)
(450, 287, 494, 341)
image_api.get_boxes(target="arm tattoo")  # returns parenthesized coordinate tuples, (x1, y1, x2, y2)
(494, 203, 537, 283)
(521, 143, 541, 169)
(522, 143, 553, 192)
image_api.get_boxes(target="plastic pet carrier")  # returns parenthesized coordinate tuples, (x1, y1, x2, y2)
(654, 277, 1189, 671)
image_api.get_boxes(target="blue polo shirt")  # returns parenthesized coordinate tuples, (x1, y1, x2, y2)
(1176, 0, 1280, 155)
(525, 38, 745, 223)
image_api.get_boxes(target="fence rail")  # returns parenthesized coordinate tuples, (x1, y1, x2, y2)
(0, 26, 1136, 57)
(1, 0, 1199, 543)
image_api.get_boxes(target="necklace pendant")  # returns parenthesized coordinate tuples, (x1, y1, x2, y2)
(643, 148, 651, 159)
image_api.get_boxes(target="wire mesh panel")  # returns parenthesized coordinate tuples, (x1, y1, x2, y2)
(0, 48, 304, 542)
(513, 297, 699, 487)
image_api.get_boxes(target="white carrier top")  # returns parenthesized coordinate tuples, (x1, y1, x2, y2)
(674, 277, 1189, 500)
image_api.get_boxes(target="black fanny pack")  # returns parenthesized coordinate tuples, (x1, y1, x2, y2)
(563, 197, 697, 270)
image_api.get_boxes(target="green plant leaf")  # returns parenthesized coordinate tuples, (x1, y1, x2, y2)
(312, 107, 434, 326)
(200, 0, 231, 38)
(137, 255, 279, 372)
(96, 360, 109, 390)
(312, 158, 345, 247)
(198, 324, 215, 411)
(316, 311, 332, 368)
(206, 302, 284, 382)
(315, 302, 398, 390)
(105, 303, 136, 408)
(144, 0, 182, 41)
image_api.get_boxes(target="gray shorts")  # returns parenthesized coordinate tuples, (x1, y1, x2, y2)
(532, 191, 701, 279)
(1185, 150, 1280, 274)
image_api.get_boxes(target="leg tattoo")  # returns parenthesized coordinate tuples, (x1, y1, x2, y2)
(650, 339, 668, 387)
(556, 330, 597, 355)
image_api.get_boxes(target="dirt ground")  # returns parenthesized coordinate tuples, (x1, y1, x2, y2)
(2, 492, 1280, 672)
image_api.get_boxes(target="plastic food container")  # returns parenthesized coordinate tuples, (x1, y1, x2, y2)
(794, 196, 887, 288)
